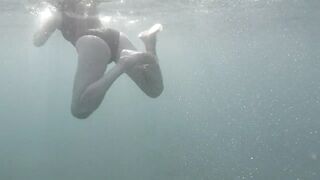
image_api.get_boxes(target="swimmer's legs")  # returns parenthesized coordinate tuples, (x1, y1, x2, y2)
(118, 24, 164, 98)
(71, 35, 124, 119)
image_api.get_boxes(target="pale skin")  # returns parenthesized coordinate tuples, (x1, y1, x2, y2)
(33, 9, 164, 119)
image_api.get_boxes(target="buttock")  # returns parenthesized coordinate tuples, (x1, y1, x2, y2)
(83, 28, 120, 62)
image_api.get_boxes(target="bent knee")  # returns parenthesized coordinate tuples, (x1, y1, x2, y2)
(147, 85, 164, 98)
(71, 104, 92, 119)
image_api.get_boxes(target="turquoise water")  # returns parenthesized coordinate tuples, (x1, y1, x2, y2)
(0, 0, 320, 179)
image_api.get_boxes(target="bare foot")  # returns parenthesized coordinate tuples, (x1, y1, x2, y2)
(138, 24, 163, 45)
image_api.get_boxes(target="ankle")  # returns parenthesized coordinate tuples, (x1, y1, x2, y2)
(145, 42, 156, 53)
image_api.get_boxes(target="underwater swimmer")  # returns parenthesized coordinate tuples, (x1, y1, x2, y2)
(33, 0, 164, 119)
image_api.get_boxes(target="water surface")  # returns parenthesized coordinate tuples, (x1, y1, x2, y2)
(0, 0, 319, 179)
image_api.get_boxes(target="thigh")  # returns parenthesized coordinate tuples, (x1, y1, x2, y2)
(117, 32, 138, 56)
(73, 35, 111, 101)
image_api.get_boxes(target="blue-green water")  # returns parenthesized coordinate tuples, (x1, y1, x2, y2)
(0, 0, 319, 179)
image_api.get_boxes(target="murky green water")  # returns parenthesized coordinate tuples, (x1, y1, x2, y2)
(0, 0, 319, 179)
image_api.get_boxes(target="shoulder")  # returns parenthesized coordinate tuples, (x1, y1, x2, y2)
(44, 9, 63, 29)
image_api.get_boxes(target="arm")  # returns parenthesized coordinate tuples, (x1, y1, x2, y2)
(33, 10, 62, 47)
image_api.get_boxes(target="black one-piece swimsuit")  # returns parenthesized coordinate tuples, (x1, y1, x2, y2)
(58, 12, 120, 61)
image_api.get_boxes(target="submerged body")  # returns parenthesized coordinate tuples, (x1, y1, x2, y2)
(33, 0, 164, 119)
(59, 11, 120, 60)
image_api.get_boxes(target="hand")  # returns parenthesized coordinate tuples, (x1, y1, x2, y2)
(118, 50, 156, 72)
(33, 31, 48, 47)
